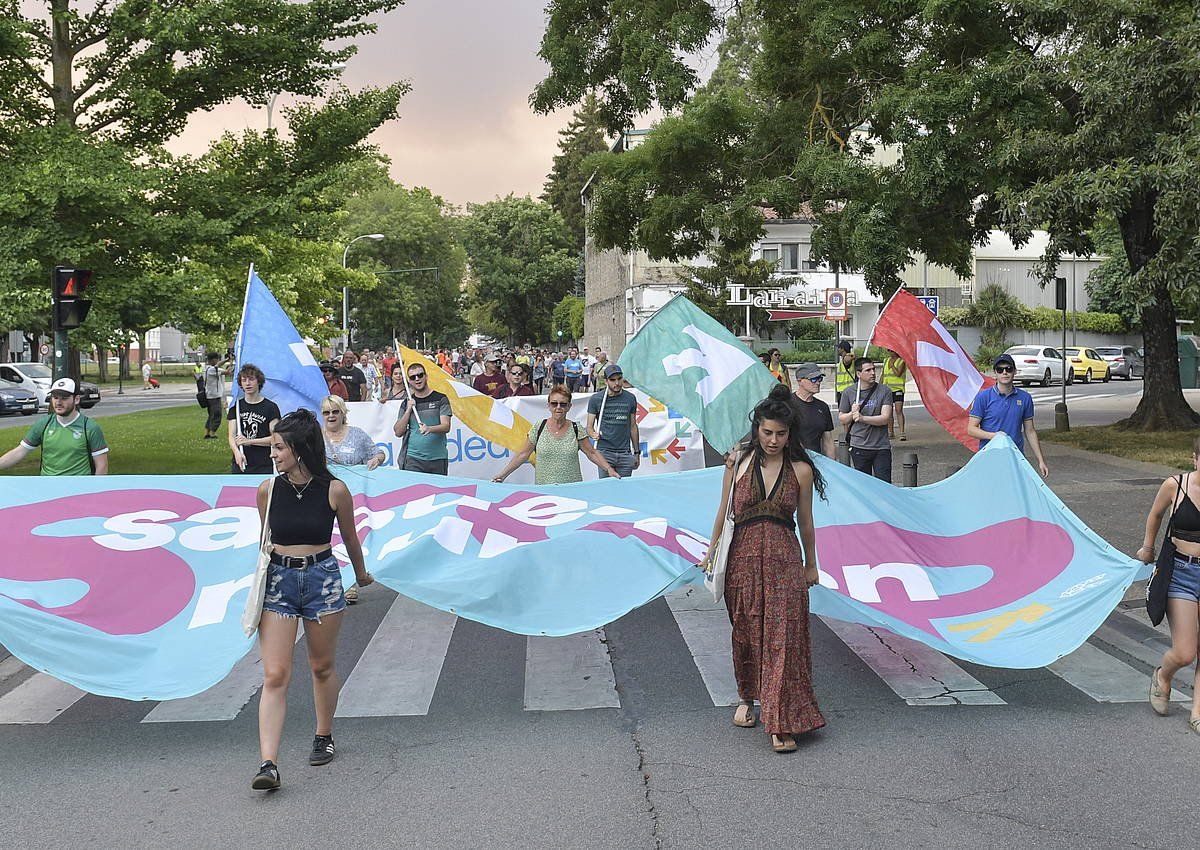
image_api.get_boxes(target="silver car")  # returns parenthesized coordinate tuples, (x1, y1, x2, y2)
(1003, 345, 1074, 387)
(1094, 345, 1143, 380)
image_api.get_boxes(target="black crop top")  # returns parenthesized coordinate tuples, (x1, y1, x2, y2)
(269, 475, 337, 546)
(1171, 480, 1200, 543)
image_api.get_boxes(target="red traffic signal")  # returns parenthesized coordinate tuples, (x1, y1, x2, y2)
(52, 266, 94, 329)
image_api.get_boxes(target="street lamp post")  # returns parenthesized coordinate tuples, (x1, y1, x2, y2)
(341, 233, 385, 352)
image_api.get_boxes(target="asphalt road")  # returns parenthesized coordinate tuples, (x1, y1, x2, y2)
(2, 381, 1198, 849)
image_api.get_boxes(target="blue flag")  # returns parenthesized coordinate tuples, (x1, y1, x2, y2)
(617, 295, 779, 453)
(232, 267, 328, 414)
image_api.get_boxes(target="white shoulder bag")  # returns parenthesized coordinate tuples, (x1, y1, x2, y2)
(703, 451, 752, 603)
(241, 477, 275, 637)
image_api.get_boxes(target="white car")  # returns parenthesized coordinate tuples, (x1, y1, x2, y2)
(0, 362, 102, 408)
(1003, 345, 1074, 387)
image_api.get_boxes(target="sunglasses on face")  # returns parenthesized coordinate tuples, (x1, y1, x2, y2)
(995, 365, 1015, 373)
(803, 375, 823, 382)
(408, 373, 426, 380)
(321, 409, 341, 416)
(548, 401, 570, 408)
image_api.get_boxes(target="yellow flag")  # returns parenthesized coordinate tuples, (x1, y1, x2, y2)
(398, 346, 534, 453)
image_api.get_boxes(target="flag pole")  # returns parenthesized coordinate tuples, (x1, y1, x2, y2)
(395, 338, 414, 470)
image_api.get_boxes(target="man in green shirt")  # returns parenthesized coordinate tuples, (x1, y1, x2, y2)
(0, 378, 109, 475)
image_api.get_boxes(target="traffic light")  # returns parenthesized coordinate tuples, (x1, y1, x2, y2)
(52, 266, 93, 329)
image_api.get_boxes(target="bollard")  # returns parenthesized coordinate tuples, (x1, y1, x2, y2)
(837, 439, 851, 466)
(902, 451, 918, 487)
(1054, 401, 1070, 432)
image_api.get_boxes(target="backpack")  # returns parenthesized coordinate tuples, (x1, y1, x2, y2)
(534, 418, 582, 449)
(195, 370, 208, 408)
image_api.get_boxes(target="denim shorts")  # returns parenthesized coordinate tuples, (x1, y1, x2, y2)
(1167, 555, 1200, 602)
(263, 554, 347, 622)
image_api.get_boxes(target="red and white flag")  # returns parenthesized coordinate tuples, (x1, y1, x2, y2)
(871, 288, 994, 451)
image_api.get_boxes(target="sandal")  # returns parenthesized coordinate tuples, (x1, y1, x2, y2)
(732, 702, 756, 728)
(1149, 667, 1170, 716)
(1189, 717, 1200, 735)
(771, 734, 797, 754)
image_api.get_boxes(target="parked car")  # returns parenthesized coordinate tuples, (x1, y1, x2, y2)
(1063, 347, 1111, 383)
(1094, 346, 1143, 380)
(0, 362, 102, 408)
(1003, 345, 1074, 387)
(0, 377, 38, 416)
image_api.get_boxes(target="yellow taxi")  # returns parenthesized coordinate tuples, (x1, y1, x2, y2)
(1064, 347, 1111, 383)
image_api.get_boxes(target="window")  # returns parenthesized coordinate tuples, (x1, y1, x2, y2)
(0, 367, 19, 383)
(760, 247, 779, 264)
(780, 244, 800, 271)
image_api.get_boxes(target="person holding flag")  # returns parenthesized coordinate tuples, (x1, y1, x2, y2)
(967, 353, 1049, 477)
(392, 361, 452, 475)
(227, 363, 280, 474)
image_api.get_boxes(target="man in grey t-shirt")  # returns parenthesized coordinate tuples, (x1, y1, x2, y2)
(837, 357, 893, 482)
(586, 363, 640, 478)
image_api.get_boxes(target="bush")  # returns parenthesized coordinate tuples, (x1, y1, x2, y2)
(974, 344, 1006, 369)
(941, 304, 1125, 334)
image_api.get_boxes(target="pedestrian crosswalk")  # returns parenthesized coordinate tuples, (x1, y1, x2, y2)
(0, 595, 1191, 725)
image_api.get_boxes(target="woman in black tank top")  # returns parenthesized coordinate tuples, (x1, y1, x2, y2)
(1138, 435, 1200, 734)
(250, 409, 373, 792)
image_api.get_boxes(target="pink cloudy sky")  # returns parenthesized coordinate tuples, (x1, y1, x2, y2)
(164, 0, 709, 207)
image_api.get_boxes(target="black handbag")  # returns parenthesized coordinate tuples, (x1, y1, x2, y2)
(1146, 474, 1184, 626)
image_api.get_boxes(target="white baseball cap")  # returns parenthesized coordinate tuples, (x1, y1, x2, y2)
(49, 378, 78, 395)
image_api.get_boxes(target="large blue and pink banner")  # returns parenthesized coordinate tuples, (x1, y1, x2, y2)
(0, 436, 1142, 699)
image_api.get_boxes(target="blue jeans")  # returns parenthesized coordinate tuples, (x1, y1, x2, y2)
(598, 449, 636, 479)
(263, 553, 347, 622)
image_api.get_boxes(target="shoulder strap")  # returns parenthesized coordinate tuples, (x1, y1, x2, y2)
(1167, 474, 1186, 538)
(535, 418, 548, 448)
(572, 421, 583, 441)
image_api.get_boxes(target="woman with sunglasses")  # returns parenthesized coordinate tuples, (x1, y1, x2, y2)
(491, 385, 620, 484)
(321, 394, 386, 472)
(251, 410, 373, 791)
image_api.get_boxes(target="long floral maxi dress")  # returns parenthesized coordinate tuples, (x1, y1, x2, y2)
(725, 456, 825, 736)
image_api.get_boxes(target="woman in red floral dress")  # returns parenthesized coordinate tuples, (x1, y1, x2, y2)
(707, 383, 827, 752)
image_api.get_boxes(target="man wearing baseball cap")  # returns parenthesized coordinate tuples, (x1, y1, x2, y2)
(472, 354, 504, 398)
(967, 353, 1049, 477)
(0, 378, 108, 475)
(586, 363, 640, 478)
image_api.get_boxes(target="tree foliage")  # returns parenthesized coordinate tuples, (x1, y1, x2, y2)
(552, 294, 585, 341)
(542, 94, 609, 249)
(534, 0, 1200, 429)
(460, 196, 577, 344)
(340, 184, 468, 349)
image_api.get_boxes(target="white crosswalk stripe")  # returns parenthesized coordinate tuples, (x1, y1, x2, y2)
(3, 602, 1196, 723)
(335, 594, 457, 718)
(663, 586, 739, 706)
(0, 671, 87, 724)
(142, 630, 303, 723)
(523, 630, 619, 711)
(819, 617, 1006, 706)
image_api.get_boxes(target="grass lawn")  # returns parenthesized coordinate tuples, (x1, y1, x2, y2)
(0, 405, 231, 475)
(1039, 424, 1196, 470)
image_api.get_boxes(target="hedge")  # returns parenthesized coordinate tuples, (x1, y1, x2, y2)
(939, 306, 1126, 334)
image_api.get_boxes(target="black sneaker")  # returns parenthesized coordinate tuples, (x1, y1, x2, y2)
(251, 760, 280, 790)
(309, 734, 335, 766)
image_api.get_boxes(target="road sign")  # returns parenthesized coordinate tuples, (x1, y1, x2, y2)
(916, 295, 940, 316)
(824, 289, 848, 321)
(39, 343, 49, 356)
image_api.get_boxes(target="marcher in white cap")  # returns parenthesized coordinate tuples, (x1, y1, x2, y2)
(0, 378, 109, 475)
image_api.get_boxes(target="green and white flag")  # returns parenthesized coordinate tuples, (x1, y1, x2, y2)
(617, 295, 778, 453)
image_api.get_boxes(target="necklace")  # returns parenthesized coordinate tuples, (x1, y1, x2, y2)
(284, 474, 313, 500)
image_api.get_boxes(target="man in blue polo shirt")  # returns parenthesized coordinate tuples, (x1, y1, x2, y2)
(967, 353, 1049, 477)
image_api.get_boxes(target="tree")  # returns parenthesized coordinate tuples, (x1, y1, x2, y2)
(340, 183, 468, 348)
(533, 1, 1200, 429)
(541, 94, 609, 249)
(460, 196, 577, 344)
(552, 294, 584, 341)
(0, 0, 403, 146)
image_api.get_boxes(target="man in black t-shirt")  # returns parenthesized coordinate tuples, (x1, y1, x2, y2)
(337, 350, 368, 401)
(791, 363, 835, 458)
(227, 363, 281, 473)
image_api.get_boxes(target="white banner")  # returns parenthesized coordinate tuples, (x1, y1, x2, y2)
(344, 388, 705, 483)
